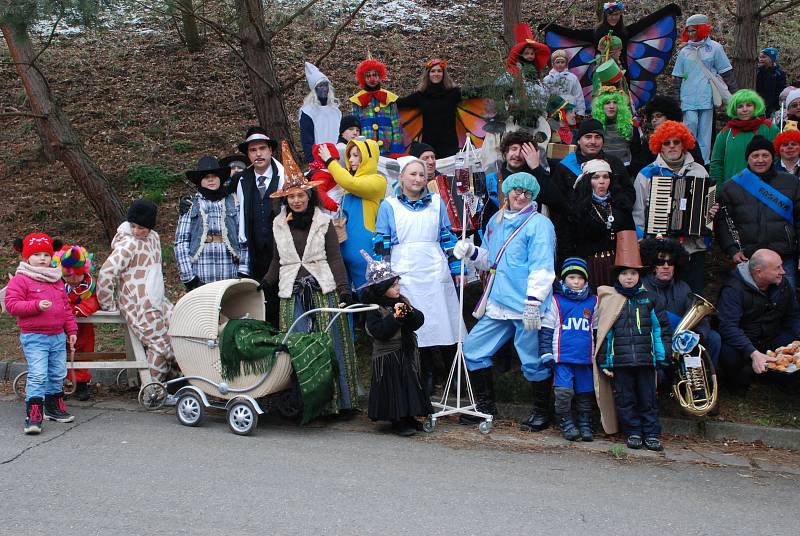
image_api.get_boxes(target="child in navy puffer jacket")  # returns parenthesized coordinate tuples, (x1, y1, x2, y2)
(540, 258, 598, 442)
(4, 233, 78, 435)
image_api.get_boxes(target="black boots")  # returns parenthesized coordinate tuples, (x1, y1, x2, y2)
(24, 398, 44, 435)
(43, 392, 75, 423)
(459, 367, 497, 425)
(75, 382, 91, 402)
(575, 392, 594, 442)
(553, 387, 579, 440)
(520, 379, 551, 431)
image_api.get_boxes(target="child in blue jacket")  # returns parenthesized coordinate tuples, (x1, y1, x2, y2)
(540, 258, 598, 441)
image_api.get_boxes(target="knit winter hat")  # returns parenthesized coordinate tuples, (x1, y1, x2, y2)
(761, 47, 779, 65)
(409, 141, 435, 158)
(52, 244, 92, 276)
(339, 114, 360, 135)
(501, 172, 540, 198)
(577, 119, 605, 140)
(786, 88, 800, 109)
(18, 232, 54, 259)
(745, 135, 776, 160)
(126, 199, 158, 230)
(686, 14, 708, 26)
(550, 49, 569, 63)
(603, 1, 624, 13)
(561, 257, 589, 280)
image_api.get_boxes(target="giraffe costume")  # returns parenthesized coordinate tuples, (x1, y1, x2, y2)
(97, 221, 176, 381)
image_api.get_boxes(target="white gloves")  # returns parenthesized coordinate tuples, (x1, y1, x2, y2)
(453, 239, 475, 260)
(522, 300, 541, 331)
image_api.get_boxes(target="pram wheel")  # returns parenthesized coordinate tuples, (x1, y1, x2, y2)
(138, 382, 167, 410)
(422, 417, 435, 433)
(176, 392, 204, 427)
(275, 385, 302, 420)
(227, 399, 258, 435)
(479, 420, 492, 435)
(13, 371, 27, 400)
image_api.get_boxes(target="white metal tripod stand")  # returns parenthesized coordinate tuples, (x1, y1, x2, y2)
(424, 139, 493, 434)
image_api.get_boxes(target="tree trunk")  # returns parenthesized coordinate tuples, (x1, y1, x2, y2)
(732, 0, 761, 91)
(595, 0, 605, 23)
(1, 21, 125, 241)
(502, 0, 522, 46)
(178, 0, 202, 52)
(235, 0, 299, 162)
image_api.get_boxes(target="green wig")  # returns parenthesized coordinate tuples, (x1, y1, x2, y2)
(591, 90, 633, 141)
(726, 89, 766, 119)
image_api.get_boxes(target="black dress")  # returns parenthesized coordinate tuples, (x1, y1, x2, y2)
(397, 85, 462, 158)
(365, 301, 432, 422)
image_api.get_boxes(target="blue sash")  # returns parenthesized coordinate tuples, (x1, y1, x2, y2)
(732, 168, 794, 225)
(560, 152, 582, 178)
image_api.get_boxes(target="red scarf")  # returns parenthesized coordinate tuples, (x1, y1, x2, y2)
(558, 126, 573, 145)
(724, 117, 772, 136)
(357, 89, 389, 107)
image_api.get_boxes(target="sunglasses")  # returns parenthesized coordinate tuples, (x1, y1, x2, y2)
(661, 139, 682, 147)
(654, 258, 675, 266)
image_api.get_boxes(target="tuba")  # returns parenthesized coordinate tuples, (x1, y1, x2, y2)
(672, 294, 718, 416)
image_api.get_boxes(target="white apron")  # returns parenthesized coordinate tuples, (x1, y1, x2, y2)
(388, 195, 465, 347)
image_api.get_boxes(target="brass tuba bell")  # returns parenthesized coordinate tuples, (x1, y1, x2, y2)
(672, 294, 718, 416)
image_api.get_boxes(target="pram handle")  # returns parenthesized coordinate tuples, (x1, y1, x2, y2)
(283, 303, 378, 343)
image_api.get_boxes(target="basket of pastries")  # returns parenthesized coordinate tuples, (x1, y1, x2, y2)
(765, 341, 800, 373)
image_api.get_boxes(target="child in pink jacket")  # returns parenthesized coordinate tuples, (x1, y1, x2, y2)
(4, 233, 78, 435)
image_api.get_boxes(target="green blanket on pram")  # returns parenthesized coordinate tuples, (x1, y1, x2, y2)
(219, 319, 336, 424)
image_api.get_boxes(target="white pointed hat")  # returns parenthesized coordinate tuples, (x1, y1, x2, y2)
(305, 62, 330, 91)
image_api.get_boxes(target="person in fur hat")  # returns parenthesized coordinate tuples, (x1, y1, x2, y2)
(672, 13, 735, 163)
(5, 233, 78, 434)
(349, 56, 404, 157)
(543, 50, 586, 117)
(174, 156, 240, 291)
(593, 231, 672, 451)
(98, 200, 177, 382)
(454, 172, 556, 432)
(633, 120, 713, 294)
(299, 62, 342, 162)
(52, 243, 99, 401)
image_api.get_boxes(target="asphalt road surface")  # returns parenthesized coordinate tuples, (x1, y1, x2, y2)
(0, 401, 797, 535)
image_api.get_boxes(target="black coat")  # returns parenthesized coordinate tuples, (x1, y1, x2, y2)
(596, 286, 673, 368)
(717, 265, 800, 354)
(397, 85, 462, 158)
(756, 66, 788, 116)
(714, 168, 800, 258)
(643, 274, 711, 339)
(236, 161, 282, 269)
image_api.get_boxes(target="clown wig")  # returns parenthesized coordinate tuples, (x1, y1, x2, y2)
(591, 90, 633, 140)
(680, 23, 711, 42)
(355, 58, 387, 89)
(640, 236, 689, 274)
(649, 120, 697, 154)
(52, 244, 93, 276)
(774, 129, 800, 153)
(726, 89, 766, 119)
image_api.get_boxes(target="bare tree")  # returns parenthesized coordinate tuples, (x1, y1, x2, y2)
(731, 0, 800, 90)
(177, 0, 202, 52)
(1, 15, 125, 240)
(502, 0, 521, 46)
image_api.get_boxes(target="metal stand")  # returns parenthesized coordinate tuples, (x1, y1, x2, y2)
(426, 139, 493, 435)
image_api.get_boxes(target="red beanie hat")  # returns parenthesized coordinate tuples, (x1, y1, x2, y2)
(19, 232, 54, 259)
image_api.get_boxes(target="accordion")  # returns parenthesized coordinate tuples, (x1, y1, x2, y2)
(645, 175, 716, 237)
(436, 174, 483, 233)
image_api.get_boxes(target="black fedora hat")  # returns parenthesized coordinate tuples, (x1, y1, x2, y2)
(237, 126, 279, 154)
(219, 153, 251, 169)
(185, 156, 232, 186)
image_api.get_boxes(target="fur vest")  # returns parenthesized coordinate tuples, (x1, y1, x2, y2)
(273, 207, 336, 298)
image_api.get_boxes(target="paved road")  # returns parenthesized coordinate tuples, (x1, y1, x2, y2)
(0, 400, 797, 535)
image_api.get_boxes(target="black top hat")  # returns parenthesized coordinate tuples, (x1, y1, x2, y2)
(237, 126, 278, 154)
(185, 156, 232, 186)
(219, 153, 251, 169)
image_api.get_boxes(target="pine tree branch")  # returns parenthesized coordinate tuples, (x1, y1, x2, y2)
(27, 0, 65, 67)
(268, 0, 322, 38)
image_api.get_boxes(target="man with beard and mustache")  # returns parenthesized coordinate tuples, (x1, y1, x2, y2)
(235, 126, 286, 324)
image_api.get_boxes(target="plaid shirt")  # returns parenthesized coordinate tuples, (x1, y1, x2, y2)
(350, 91, 404, 156)
(174, 195, 240, 284)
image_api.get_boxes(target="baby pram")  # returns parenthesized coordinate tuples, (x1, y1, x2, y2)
(138, 278, 375, 435)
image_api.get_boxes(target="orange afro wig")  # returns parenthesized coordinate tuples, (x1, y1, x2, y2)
(355, 58, 387, 88)
(680, 24, 711, 43)
(774, 129, 800, 152)
(649, 120, 697, 154)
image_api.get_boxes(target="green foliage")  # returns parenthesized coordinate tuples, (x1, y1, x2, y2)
(1, 0, 100, 30)
(161, 243, 174, 263)
(127, 164, 180, 203)
(608, 445, 627, 460)
(32, 208, 48, 223)
(172, 139, 193, 153)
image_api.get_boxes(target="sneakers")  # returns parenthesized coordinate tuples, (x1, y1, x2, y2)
(557, 416, 580, 441)
(24, 398, 44, 435)
(644, 436, 664, 451)
(626, 435, 643, 450)
(44, 393, 75, 423)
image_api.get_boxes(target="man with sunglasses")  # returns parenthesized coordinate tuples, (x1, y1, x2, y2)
(640, 237, 721, 375)
(633, 120, 712, 295)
